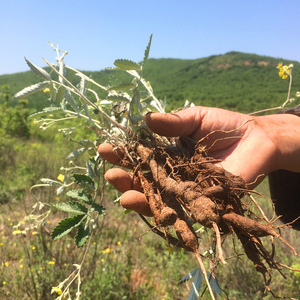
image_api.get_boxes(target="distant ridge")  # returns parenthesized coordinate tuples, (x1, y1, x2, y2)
(1, 52, 299, 113)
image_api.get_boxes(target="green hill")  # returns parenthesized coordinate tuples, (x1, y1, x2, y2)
(1, 51, 299, 114)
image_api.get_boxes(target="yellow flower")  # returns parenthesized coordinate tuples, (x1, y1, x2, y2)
(19, 265, 23, 268)
(117, 241, 122, 246)
(101, 259, 105, 263)
(57, 174, 65, 182)
(43, 88, 50, 93)
(48, 261, 55, 265)
(51, 286, 62, 295)
(277, 63, 290, 79)
(2, 281, 6, 285)
(4, 262, 9, 267)
(31, 246, 36, 250)
(166, 246, 174, 254)
(32, 231, 38, 235)
(12, 230, 22, 235)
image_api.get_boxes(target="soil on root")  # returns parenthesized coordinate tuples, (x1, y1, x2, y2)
(108, 136, 298, 298)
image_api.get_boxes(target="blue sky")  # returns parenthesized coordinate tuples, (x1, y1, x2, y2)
(1, 0, 300, 75)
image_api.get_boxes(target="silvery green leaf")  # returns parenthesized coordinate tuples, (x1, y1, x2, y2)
(56, 85, 65, 103)
(56, 185, 65, 195)
(79, 76, 86, 95)
(28, 107, 62, 119)
(86, 160, 96, 178)
(49, 82, 56, 101)
(40, 178, 63, 186)
(142, 34, 153, 69)
(13, 81, 49, 100)
(66, 147, 87, 160)
(114, 59, 141, 71)
(59, 60, 66, 84)
(25, 57, 51, 81)
(65, 90, 80, 114)
(107, 95, 130, 102)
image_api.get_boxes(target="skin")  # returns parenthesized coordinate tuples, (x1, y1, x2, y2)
(98, 106, 300, 216)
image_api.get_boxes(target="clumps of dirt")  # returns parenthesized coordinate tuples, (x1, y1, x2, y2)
(107, 135, 298, 296)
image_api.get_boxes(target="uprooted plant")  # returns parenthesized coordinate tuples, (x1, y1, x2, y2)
(12, 35, 300, 299)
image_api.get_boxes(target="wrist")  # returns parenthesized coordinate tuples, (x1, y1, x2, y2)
(258, 113, 300, 173)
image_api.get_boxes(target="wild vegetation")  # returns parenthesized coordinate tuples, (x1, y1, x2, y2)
(0, 43, 300, 300)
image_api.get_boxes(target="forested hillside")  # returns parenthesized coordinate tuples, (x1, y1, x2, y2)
(0, 51, 299, 113)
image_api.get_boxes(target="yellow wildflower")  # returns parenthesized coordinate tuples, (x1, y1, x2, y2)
(31, 246, 36, 250)
(32, 231, 38, 235)
(51, 286, 62, 295)
(48, 261, 55, 265)
(166, 246, 174, 254)
(19, 265, 23, 268)
(3, 281, 6, 285)
(12, 230, 22, 235)
(277, 63, 290, 79)
(117, 241, 122, 246)
(4, 262, 9, 267)
(43, 88, 50, 93)
(57, 174, 65, 182)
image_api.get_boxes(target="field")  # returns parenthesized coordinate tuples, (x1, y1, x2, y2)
(1, 53, 300, 299)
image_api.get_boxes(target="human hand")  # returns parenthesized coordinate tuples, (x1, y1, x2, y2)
(98, 106, 300, 215)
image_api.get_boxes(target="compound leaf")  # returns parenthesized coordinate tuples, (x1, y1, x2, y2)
(114, 59, 141, 71)
(67, 189, 93, 204)
(54, 201, 87, 215)
(13, 81, 49, 100)
(51, 214, 85, 240)
(25, 57, 52, 81)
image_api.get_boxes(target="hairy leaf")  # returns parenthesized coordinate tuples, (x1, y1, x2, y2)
(107, 83, 137, 91)
(90, 203, 106, 216)
(142, 34, 153, 69)
(65, 89, 80, 114)
(66, 147, 87, 160)
(106, 95, 130, 102)
(56, 85, 65, 103)
(114, 59, 141, 71)
(48, 82, 56, 101)
(25, 57, 52, 81)
(28, 107, 62, 119)
(59, 60, 66, 84)
(51, 215, 85, 241)
(75, 223, 90, 248)
(54, 201, 88, 215)
(72, 174, 94, 186)
(67, 189, 93, 204)
(40, 178, 63, 186)
(13, 81, 49, 100)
